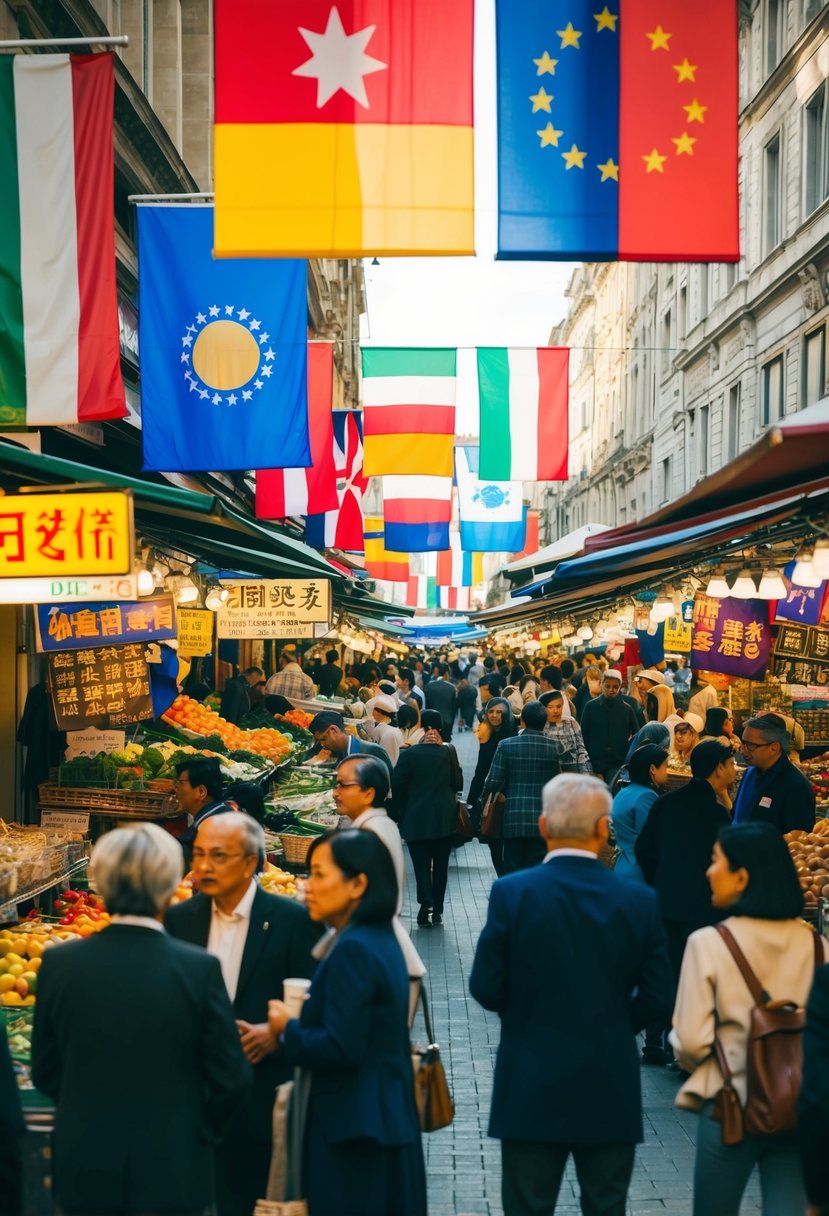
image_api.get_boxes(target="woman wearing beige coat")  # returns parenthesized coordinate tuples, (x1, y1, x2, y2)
(671, 822, 828, 1216)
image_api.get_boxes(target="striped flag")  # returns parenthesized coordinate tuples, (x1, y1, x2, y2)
(439, 586, 470, 611)
(256, 343, 337, 518)
(478, 348, 569, 481)
(511, 508, 540, 562)
(363, 515, 409, 582)
(382, 474, 452, 552)
(437, 534, 483, 587)
(0, 54, 125, 427)
(456, 446, 525, 553)
(361, 348, 456, 477)
(407, 573, 438, 609)
(304, 410, 367, 551)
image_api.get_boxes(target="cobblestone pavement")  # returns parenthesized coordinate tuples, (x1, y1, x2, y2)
(402, 727, 761, 1216)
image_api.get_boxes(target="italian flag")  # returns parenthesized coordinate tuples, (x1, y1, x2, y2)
(0, 54, 125, 427)
(478, 348, 569, 482)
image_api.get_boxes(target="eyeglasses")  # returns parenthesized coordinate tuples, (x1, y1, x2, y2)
(334, 780, 361, 789)
(191, 851, 248, 866)
(741, 740, 773, 752)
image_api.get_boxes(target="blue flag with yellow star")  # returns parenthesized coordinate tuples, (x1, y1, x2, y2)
(137, 205, 310, 471)
(496, 0, 739, 261)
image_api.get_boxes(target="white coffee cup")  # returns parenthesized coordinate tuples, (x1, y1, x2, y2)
(282, 977, 311, 1019)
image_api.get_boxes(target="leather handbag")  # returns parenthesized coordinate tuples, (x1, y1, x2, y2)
(479, 790, 506, 841)
(454, 799, 474, 844)
(711, 1034, 745, 1146)
(411, 982, 454, 1132)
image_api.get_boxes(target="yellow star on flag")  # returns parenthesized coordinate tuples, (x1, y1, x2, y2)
(683, 98, 708, 123)
(673, 57, 697, 82)
(533, 50, 558, 75)
(672, 132, 697, 156)
(529, 87, 554, 113)
(537, 122, 564, 148)
(646, 25, 672, 51)
(643, 148, 667, 173)
(557, 22, 582, 49)
(594, 7, 618, 32)
(597, 157, 619, 181)
(562, 144, 587, 170)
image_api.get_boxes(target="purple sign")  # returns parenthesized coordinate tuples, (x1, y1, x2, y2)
(692, 595, 771, 679)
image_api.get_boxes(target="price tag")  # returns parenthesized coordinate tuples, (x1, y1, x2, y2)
(40, 810, 90, 832)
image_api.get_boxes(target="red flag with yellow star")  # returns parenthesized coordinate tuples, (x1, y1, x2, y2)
(496, 1, 738, 262)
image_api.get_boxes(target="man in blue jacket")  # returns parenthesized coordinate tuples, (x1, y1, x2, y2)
(470, 773, 673, 1216)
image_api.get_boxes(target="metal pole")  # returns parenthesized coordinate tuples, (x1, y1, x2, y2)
(0, 36, 129, 48)
(128, 192, 214, 203)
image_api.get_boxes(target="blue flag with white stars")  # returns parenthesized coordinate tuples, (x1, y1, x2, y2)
(137, 206, 310, 472)
(496, 0, 620, 259)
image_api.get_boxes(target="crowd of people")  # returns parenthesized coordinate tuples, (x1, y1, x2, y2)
(3, 644, 829, 1216)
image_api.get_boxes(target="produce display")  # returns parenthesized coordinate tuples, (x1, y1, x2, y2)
(277, 708, 315, 730)
(162, 695, 294, 762)
(0, 906, 112, 1007)
(784, 819, 829, 907)
(58, 740, 274, 789)
(801, 761, 829, 811)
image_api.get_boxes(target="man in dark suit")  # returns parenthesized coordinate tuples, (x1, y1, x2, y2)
(166, 812, 320, 1216)
(308, 710, 394, 784)
(470, 773, 672, 1216)
(424, 663, 457, 740)
(580, 669, 640, 784)
(220, 666, 263, 726)
(31, 821, 250, 1216)
(175, 756, 236, 870)
(799, 964, 829, 1215)
(732, 712, 815, 832)
(316, 648, 344, 697)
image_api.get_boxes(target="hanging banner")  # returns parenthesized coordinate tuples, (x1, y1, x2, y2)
(0, 490, 133, 578)
(774, 562, 828, 625)
(34, 596, 177, 653)
(771, 622, 829, 686)
(691, 595, 771, 679)
(663, 616, 692, 653)
(48, 642, 153, 730)
(177, 608, 214, 656)
(216, 579, 331, 640)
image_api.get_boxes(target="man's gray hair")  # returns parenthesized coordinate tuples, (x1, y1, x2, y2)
(200, 811, 265, 857)
(90, 822, 183, 917)
(541, 773, 612, 840)
(746, 713, 792, 754)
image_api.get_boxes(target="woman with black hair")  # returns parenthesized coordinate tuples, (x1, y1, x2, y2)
(611, 744, 669, 882)
(671, 822, 828, 1216)
(267, 830, 426, 1216)
(467, 697, 518, 830)
(701, 706, 741, 751)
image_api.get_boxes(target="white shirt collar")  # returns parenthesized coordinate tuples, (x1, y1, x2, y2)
(211, 879, 258, 922)
(110, 915, 165, 931)
(543, 848, 598, 863)
(350, 807, 387, 828)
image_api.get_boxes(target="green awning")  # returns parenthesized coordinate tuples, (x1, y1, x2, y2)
(356, 616, 413, 637)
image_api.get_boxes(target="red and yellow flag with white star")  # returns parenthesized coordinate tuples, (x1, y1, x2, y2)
(214, 1, 474, 258)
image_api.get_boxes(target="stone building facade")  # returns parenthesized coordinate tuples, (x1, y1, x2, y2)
(545, 0, 829, 540)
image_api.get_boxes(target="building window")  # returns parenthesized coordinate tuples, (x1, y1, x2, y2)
(764, 134, 782, 255)
(699, 265, 709, 321)
(767, 0, 784, 73)
(725, 261, 738, 292)
(661, 456, 671, 504)
(804, 327, 826, 407)
(804, 84, 829, 216)
(699, 404, 710, 476)
(679, 285, 687, 337)
(728, 382, 741, 461)
(762, 355, 784, 426)
(804, 0, 826, 27)
(662, 309, 672, 375)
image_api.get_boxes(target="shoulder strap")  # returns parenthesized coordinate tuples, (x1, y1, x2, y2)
(813, 926, 824, 971)
(715, 923, 769, 1005)
(712, 1029, 733, 1083)
(418, 980, 436, 1046)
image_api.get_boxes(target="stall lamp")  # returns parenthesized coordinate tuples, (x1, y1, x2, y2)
(650, 597, 673, 623)
(792, 546, 823, 588)
(204, 584, 229, 612)
(136, 566, 155, 597)
(577, 625, 594, 640)
(705, 575, 731, 598)
(730, 570, 758, 599)
(151, 559, 169, 588)
(757, 568, 787, 600)
(176, 576, 199, 605)
(812, 538, 829, 580)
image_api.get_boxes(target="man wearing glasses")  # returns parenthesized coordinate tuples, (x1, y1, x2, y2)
(732, 712, 815, 833)
(166, 813, 319, 1216)
(175, 756, 236, 870)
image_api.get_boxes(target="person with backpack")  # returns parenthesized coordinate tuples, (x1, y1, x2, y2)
(671, 822, 828, 1216)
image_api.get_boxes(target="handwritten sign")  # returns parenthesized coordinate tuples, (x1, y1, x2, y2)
(692, 595, 771, 679)
(0, 490, 133, 578)
(40, 810, 90, 833)
(48, 643, 153, 730)
(65, 730, 126, 758)
(217, 579, 331, 640)
(177, 608, 214, 656)
(663, 616, 692, 653)
(35, 596, 176, 653)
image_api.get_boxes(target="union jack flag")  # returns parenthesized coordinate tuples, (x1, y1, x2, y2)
(304, 410, 367, 552)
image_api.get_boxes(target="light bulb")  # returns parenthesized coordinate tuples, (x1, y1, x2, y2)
(577, 625, 593, 640)
(176, 576, 199, 605)
(705, 576, 731, 598)
(757, 568, 787, 600)
(650, 597, 673, 622)
(136, 567, 155, 596)
(730, 570, 757, 599)
(205, 586, 225, 612)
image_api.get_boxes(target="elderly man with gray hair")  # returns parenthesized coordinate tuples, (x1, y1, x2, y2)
(732, 711, 815, 833)
(31, 822, 250, 1216)
(470, 774, 672, 1216)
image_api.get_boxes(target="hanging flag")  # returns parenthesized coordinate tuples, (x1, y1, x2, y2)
(137, 206, 309, 473)
(256, 343, 337, 519)
(439, 586, 471, 611)
(213, 0, 474, 258)
(361, 348, 456, 477)
(495, 0, 739, 261)
(0, 54, 125, 427)
(364, 516, 409, 582)
(437, 534, 483, 587)
(511, 508, 540, 562)
(407, 574, 439, 610)
(382, 475, 453, 552)
(478, 348, 569, 481)
(305, 410, 368, 552)
(456, 447, 526, 553)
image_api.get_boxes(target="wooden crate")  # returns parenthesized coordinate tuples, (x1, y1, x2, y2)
(38, 783, 172, 815)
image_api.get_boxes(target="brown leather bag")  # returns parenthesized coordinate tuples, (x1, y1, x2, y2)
(454, 800, 474, 844)
(411, 983, 454, 1132)
(713, 923, 822, 1140)
(479, 791, 506, 841)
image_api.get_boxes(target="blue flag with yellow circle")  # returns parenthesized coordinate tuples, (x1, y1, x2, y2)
(137, 206, 310, 471)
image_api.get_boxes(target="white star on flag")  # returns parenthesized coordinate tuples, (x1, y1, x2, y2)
(224, 305, 234, 315)
(228, 394, 238, 405)
(180, 352, 189, 363)
(212, 393, 222, 405)
(292, 6, 387, 109)
(196, 312, 206, 324)
(199, 389, 209, 399)
(237, 309, 250, 321)
(209, 305, 220, 317)
(261, 365, 272, 378)
(249, 318, 261, 331)
(259, 333, 270, 344)
(242, 390, 253, 401)
(254, 379, 263, 390)
(264, 348, 275, 361)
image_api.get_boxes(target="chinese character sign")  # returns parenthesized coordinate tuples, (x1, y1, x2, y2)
(663, 616, 692, 654)
(0, 491, 133, 578)
(177, 608, 214, 657)
(772, 623, 829, 686)
(34, 596, 177, 653)
(216, 579, 331, 639)
(48, 643, 153, 730)
(692, 595, 770, 679)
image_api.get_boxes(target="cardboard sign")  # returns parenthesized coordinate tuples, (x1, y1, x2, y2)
(217, 579, 331, 639)
(40, 810, 90, 833)
(48, 643, 153, 730)
(0, 490, 133, 578)
(35, 596, 177, 653)
(65, 730, 126, 758)
(177, 608, 214, 656)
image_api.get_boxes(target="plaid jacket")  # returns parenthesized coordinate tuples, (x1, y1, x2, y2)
(481, 730, 561, 837)
(543, 721, 593, 773)
(264, 663, 315, 703)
